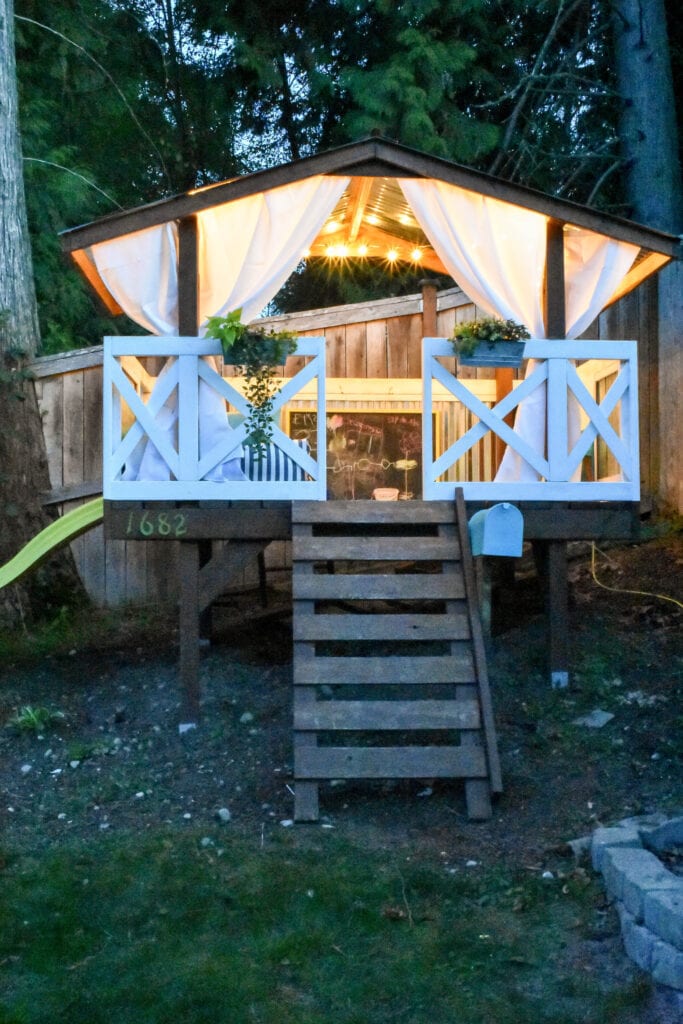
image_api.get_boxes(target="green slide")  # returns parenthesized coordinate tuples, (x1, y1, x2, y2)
(0, 497, 104, 590)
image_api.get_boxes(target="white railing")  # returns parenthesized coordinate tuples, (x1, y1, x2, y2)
(422, 339, 640, 501)
(103, 336, 327, 500)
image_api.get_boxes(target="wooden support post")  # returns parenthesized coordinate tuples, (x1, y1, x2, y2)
(533, 538, 570, 688)
(179, 541, 201, 728)
(420, 279, 439, 337)
(198, 539, 213, 640)
(494, 367, 515, 470)
(547, 540, 569, 688)
(543, 219, 571, 688)
(257, 550, 268, 608)
(177, 217, 202, 725)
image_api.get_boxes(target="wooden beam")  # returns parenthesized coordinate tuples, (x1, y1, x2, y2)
(178, 216, 199, 335)
(105, 502, 292, 540)
(29, 346, 104, 378)
(70, 249, 123, 315)
(347, 176, 374, 241)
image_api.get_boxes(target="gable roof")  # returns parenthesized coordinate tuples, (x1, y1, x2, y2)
(60, 137, 681, 319)
(61, 137, 683, 256)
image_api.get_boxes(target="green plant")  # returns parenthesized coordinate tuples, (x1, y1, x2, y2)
(8, 704, 65, 734)
(205, 310, 298, 455)
(451, 317, 530, 358)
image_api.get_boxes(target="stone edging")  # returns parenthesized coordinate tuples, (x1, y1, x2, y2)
(591, 817, 683, 990)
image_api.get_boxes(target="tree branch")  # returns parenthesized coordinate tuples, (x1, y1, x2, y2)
(15, 14, 171, 189)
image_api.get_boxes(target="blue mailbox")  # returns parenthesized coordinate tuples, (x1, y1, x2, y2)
(468, 503, 524, 557)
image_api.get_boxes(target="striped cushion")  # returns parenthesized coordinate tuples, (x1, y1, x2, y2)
(241, 439, 309, 482)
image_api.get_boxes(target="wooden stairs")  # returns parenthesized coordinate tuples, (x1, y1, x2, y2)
(291, 491, 502, 822)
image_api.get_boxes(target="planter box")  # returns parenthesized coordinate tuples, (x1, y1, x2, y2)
(222, 332, 297, 366)
(457, 340, 526, 368)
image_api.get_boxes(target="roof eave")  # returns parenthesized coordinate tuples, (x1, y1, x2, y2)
(60, 136, 683, 260)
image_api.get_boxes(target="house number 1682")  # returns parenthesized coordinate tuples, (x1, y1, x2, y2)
(125, 509, 188, 538)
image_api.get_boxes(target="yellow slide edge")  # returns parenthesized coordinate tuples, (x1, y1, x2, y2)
(0, 497, 104, 590)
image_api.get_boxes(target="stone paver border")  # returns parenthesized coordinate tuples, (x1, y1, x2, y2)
(591, 816, 683, 990)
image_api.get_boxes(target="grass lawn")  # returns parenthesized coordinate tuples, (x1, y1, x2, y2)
(0, 829, 651, 1024)
(1, 524, 680, 1022)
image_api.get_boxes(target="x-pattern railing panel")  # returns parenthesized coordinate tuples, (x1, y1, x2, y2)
(422, 338, 639, 502)
(104, 337, 326, 500)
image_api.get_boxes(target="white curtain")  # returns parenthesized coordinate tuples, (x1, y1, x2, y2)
(399, 178, 639, 482)
(90, 175, 348, 482)
(87, 223, 180, 335)
(196, 175, 349, 325)
(399, 178, 548, 335)
(564, 227, 640, 338)
(87, 175, 349, 333)
(495, 227, 639, 481)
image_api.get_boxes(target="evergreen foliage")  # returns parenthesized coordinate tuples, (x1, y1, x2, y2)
(11, 0, 683, 349)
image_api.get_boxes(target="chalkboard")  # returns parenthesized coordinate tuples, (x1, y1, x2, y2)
(287, 410, 425, 500)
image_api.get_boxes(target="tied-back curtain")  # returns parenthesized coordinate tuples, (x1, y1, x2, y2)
(399, 177, 640, 482)
(92, 174, 348, 484)
(564, 228, 640, 338)
(197, 175, 349, 326)
(86, 175, 350, 334)
(92, 173, 348, 483)
(495, 227, 640, 481)
(87, 223, 180, 335)
(398, 178, 548, 335)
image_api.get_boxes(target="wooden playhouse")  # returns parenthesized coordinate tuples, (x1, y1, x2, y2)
(56, 138, 681, 821)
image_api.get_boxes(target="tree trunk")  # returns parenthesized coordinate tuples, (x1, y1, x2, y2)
(0, 0, 85, 625)
(613, 0, 683, 513)
(612, 0, 683, 227)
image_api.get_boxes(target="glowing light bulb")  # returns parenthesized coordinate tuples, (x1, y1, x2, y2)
(324, 219, 340, 234)
(302, 248, 311, 258)
(410, 248, 423, 262)
(357, 243, 369, 257)
(337, 244, 350, 258)
(386, 248, 399, 262)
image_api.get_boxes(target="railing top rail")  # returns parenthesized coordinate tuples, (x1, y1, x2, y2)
(105, 335, 325, 358)
(423, 337, 637, 360)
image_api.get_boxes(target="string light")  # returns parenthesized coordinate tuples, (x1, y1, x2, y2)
(317, 241, 432, 264)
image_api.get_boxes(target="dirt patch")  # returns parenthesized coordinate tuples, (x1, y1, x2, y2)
(0, 525, 681, 1017)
